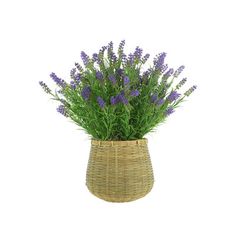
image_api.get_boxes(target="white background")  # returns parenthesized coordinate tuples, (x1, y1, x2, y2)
(0, 0, 235, 235)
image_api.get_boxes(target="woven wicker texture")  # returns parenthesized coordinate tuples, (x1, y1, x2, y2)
(86, 138, 154, 202)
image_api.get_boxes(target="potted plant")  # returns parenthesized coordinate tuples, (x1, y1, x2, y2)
(39, 40, 197, 202)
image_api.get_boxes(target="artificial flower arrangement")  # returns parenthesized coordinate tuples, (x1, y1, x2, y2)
(39, 40, 196, 202)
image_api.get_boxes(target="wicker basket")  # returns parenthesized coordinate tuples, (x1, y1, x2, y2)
(86, 138, 154, 202)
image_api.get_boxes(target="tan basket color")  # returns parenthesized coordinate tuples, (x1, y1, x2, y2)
(86, 138, 154, 202)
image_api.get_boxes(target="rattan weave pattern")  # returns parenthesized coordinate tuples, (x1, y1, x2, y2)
(86, 138, 154, 202)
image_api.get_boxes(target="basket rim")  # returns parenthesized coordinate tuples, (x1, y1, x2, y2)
(91, 138, 148, 146)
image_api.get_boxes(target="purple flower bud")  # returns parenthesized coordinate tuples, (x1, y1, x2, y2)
(70, 68, 76, 78)
(165, 107, 174, 116)
(167, 91, 181, 102)
(134, 46, 143, 60)
(157, 98, 164, 105)
(75, 62, 83, 72)
(74, 74, 81, 84)
(123, 76, 130, 85)
(70, 81, 76, 90)
(142, 53, 150, 63)
(130, 89, 140, 97)
(150, 94, 158, 103)
(97, 96, 106, 109)
(57, 105, 68, 117)
(50, 73, 66, 88)
(96, 71, 103, 80)
(119, 94, 129, 105)
(118, 40, 125, 55)
(173, 65, 185, 77)
(176, 78, 187, 89)
(39, 81, 51, 94)
(108, 75, 116, 85)
(81, 86, 91, 101)
(110, 95, 119, 105)
(184, 85, 197, 96)
(81, 51, 89, 66)
(163, 68, 174, 78)
(128, 54, 135, 65)
(116, 68, 124, 76)
(154, 52, 167, 70)
(92, 53, 99, 62)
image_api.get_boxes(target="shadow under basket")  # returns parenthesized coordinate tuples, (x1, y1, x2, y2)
(86, 138, 154, 202)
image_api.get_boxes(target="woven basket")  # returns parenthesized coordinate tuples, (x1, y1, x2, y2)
(86, 138, 154, 202)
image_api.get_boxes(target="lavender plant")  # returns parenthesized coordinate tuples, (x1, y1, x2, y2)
(39, 40, 197, 141)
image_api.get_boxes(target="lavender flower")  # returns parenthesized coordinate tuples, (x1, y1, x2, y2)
(74, 74, 81, 84)
(70, 81, 76, 90)
(123, 76, 130, 85)
(184, 85, 197, 96)
(118, 94, 129, 105)
(173, 65, 185, 77)
(130, 89, 140, 97)
(165, 107, 174, 116)
(134, 46, 143, 60)
(110, 95, 119, 105)
(163, 68, 174, 78)
(57, 105, 68, 117)
(150, 94, 158, 103)
(50, 73, 66, 87)
(97, 96, 106, 109)
(39, 81, 51, 94)
(92, 53, 99, 62)
(128, 54, 135, 65)
(157, 98, 164, 105)
(176, 78, 187, 90)
(108, 75, 116, 85)
(121, 54, 128, 64)
(96, 71, 103, 80)
(167, 91, 181, 102)
(116, 68, 124, 76)
(70, 68, 76, 78)
(142, 53, 150, 63)
(118, 40, 125, 55)
(160, 64, 168, 73)
(154, 52, 167, 70)
(81, 51, 89, 66)
(81, 86, 91, 101)
(75, 62, 83, 72)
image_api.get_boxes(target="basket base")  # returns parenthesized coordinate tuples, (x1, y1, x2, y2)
(86, 183, 154, 203)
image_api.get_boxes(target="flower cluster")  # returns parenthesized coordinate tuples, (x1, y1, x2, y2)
(39, 40, 197, 140)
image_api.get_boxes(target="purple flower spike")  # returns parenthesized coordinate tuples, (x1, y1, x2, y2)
(74, 74, 81, 84)
(150, 94, 158, 103)
(116, 68, 124, 76)
(81, 86, 91, 101)
(57, 105, 68, 117)
(97, 96, 106, 109)
(165, 107, 174, 116)
(92, 53, 98, 62)
(110, 96, 119, 105)
(134, 46, 143, 60)
(173, 65, 185, 77)
(130, 89, 140, 97)
(81, 51, 89, 66)
(70, 81, 76, 90)
(176, 78, 187, 89)
(142, 53, 150, 63)
(39, 81, 51, 94)
(118, 40, 125, 55)
(108, 75, 116, 85)
(96, 71, 103, 80)
(123, 76, 130, 86)
(167, 91, 181, 102)
(157, 98, 164, 105)
(50, 72, 66, 88)
(154, 52, 167, 70)
(128, 54, 135, 65)
(70, 68, 76, 78)
(163, 68, 174, 78)
(184, 85, 197, 96)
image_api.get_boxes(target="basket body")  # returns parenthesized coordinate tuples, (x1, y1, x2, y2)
(86, 139, 154, 202)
